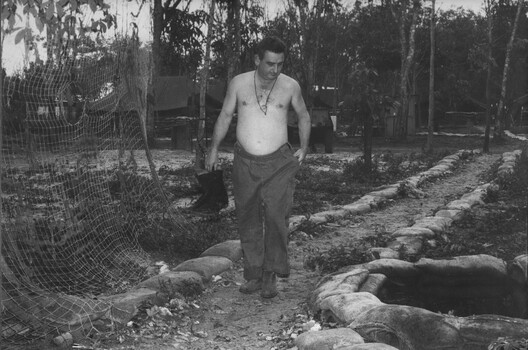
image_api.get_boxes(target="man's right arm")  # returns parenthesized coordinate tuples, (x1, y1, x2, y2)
(205, 78, 238, 171)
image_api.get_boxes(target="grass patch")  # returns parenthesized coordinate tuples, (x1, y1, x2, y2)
(417, 147, 528, 262)
(294, 150, 451, 214)
(303, 147, 527, 274)
(139, 212, 238, 261)
(304, 231, 390, 274)
(488, 337, 528, 350)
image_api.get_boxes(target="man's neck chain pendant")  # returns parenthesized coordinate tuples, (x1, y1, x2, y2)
(254, 71, 277, 116)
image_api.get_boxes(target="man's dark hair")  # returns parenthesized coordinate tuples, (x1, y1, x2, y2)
(256, 36, 287, 59)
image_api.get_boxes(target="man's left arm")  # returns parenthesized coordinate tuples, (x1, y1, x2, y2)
(291, 81, 311, 163)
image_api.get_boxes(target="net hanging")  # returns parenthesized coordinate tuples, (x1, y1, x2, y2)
(1, 2, 193, 346)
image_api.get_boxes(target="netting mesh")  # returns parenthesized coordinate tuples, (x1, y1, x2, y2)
(1, 3, 191, 346)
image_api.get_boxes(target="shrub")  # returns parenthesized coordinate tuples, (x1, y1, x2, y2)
(501, 148, 528, 193)
(138, 213, 237, 260)
(488, 337, 528, 350)
(304, 231, 390, 274)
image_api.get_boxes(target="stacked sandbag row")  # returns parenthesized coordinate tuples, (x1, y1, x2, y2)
(497, 149, 522, 180)
(375, 150, 524, 262)
(297, 149, 527, 350)
(305, 255, 528, 350)
(289, 149, 478, 231)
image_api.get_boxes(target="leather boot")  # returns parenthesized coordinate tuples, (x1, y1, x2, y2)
(261, 271, 278, 299)
(239, 279, 262, 294)
(191, 169, 228, 213)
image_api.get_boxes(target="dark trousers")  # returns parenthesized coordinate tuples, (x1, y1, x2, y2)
(232, 142, 300, 280)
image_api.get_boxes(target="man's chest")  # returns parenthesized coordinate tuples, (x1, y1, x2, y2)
(238, 87, 291, 111)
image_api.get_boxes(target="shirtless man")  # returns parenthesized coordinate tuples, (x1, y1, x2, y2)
(206, 36, 311, 298)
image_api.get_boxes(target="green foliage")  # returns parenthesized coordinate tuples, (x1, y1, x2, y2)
(352, 4, 400, 72)
(208, 1, 268, 79)
(174, 214, 237, 258)
(342, 151, 446, 184)
(160, 4, 207, 76)
(497, 149, 528, 193)
(2, 0, 115, 36)
(157, 278, 202, 300)
(342, 156, 383, 183)
(304, 242, 369, 274)
(304, 231, 389, 274)
(294, 158, 362, 214)
(158, 164, 198, 198)
(488, 337, 528, 350)
(139, 213, 237, 261)
(484, 183, 500, 203)
(293, 151, 447, 214)
(423, 199, 526, 261)
(294, 219, 328, 238)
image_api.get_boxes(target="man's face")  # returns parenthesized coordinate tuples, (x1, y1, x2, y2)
(255, 51, 284, 81)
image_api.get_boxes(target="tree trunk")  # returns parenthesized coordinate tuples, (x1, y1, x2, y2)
(196, 0, 216, 169)
(295, 1, 312, 105)
(392, 0, 419, 139)
(312, 0, 325, 97)
(294, 0, 324, 109)
(234, 0, 241, 77)
(363, 100, 373, 171)
(332, 15, 339, 115)
(483, 0, 494, 153)
(152, 0, 163, 77)
(226, 2, 234, 82)
(47, 0, 55, 64)
(146, 0, 163, 148)
(426, 0, 436, 153)
(494, 0, 524, 140)
(226, 0, 241, 83)
(0, 15, 4, 313)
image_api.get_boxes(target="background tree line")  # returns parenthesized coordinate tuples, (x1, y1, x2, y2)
(2, 0, 527, 156)
(152, 0, 526, 156)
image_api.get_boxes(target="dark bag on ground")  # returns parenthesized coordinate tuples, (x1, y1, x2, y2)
(191, 169, 228, 213)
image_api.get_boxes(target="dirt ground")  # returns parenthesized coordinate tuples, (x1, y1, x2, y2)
(5, 135, 520, 350)
(80, 136, 527, 350)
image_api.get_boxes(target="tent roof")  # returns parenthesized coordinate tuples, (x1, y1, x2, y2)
(154, 76, 190, 111)
(192, 79, 226, 108)
(87, 76, 191, 112)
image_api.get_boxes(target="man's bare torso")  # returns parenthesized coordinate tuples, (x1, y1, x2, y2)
(234, 71, 294, 155)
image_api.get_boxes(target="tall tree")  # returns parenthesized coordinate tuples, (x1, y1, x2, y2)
(434, 8, 486, 114)
(3, 0, 115, 63)
(483, 0, 495, 152)
(209, 1, 264, 79)
(494, 0, 524, 139)
(285, 0, 340, 105)
(291, 0, 312, 104)
(390, 0, 420, 139)
(225, 0, 242, 83)
(0, 6, 4, 308)
(152, 0, 163, 77)
(150, 0, 207, 150)
(196, 0, 216, 169)
(310, 0, 325, 103)
(426, 0, 435, 152)
(155, 1, 206, 76)
(349, 65, 396, 170)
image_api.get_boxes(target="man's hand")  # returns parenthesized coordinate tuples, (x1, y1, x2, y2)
(205, 148, 218, 172)
(293, 147, 308, 164)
